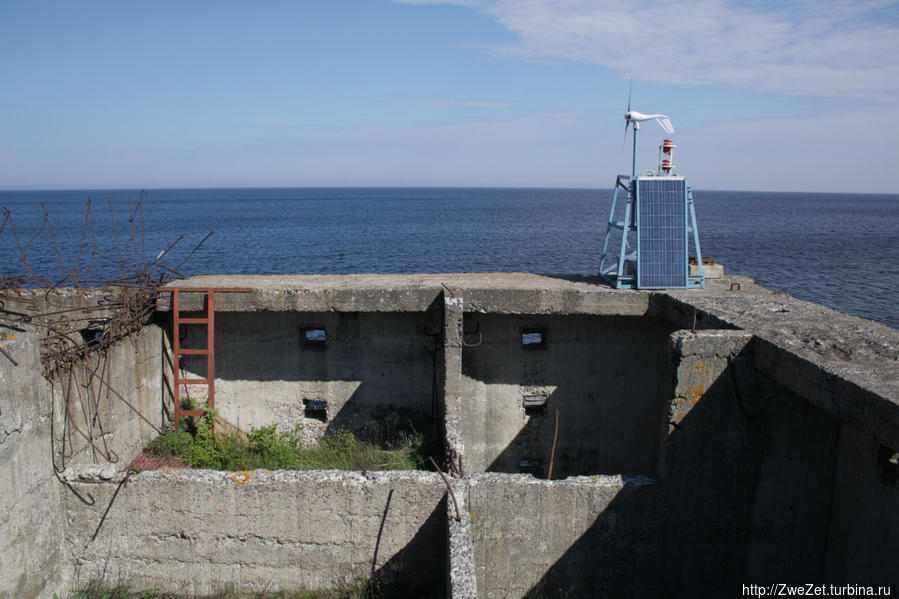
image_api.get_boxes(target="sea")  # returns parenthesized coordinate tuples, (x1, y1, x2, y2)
(1, 187, 897, 330)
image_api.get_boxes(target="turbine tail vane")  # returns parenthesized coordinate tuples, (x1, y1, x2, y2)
(657, 116, 674, 134)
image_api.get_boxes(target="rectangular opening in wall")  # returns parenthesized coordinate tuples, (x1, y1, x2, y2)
(299, 326, 326, 350)
(303, 398, 328, 421)
(79, 327, 104, 347)
(523, 394, 548, 414)
(521, 329, 546, 350)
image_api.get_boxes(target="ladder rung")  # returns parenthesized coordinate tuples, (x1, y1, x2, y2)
(177, 318, 209, 324)
(177, 348, 209, 355)
(176, 378, 209, 385)
(178, 409, 208, 417)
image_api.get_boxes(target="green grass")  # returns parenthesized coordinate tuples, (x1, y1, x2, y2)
(66, 578, 410, 598)
(146, 411, 427, 472)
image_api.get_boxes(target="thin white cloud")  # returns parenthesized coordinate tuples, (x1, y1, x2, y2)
(395, 0, 899, 100)
(390, 97, 510, 109)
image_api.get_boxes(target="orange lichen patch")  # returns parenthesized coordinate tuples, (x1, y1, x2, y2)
(670, 397, 691, 423)
(671, 388, 706, 424)
(684, 384, 706, 403)
(231, 471, 251, 484)
(128, 452, 190, 473)
(691, 357, 711, 377)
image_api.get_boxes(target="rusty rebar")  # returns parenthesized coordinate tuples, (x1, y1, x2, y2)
(2, 191, 211, 502)
(547, 408, 560, 480)
(429, 456, 462, 522)
(0, 345, 19, 366)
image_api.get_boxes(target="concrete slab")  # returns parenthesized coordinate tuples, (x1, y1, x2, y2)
(157, 273, 650, 315)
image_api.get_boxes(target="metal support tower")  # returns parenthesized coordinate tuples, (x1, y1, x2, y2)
(599, 123, 705, 289)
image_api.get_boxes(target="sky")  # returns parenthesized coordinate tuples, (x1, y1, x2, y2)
(1, 0, 898, 193)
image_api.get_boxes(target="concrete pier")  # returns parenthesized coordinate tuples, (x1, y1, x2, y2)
(2, 273, 897, 597)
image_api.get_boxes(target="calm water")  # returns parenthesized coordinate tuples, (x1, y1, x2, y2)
(1, 187, 897, 329)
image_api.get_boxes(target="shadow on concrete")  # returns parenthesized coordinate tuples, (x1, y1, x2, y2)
(371, 495, 448, 598)
(462, 312, 675, 477)
(534, 272, 611, 288)
(513, 344, 842, 597)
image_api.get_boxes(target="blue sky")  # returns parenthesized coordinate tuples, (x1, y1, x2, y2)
(2, 0, 898, 192)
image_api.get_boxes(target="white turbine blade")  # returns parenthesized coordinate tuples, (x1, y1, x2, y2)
(656, 115, 675, 134)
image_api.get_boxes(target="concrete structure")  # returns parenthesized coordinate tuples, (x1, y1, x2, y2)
(1, 273, 897, 598)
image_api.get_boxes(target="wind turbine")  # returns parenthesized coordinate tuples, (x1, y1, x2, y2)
(623, 86, 675, 178)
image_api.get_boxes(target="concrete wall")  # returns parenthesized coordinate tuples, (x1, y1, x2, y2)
(5, 276, 899, 597)
(466, 328, 867, 598)
(468, 473, 635, 598)
(52, 325, 165, 469)
(824, 422, 899, 583)
(667, 331, 843, 589)
(461, 314, 674, 477)
(178, 311, 441, 445)
(0, 332, 63, 599)
(1, 319, 164, 599)
(64, 470, 447, 597)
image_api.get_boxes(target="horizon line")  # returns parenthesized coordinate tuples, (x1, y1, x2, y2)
(2, 184, 898, 197)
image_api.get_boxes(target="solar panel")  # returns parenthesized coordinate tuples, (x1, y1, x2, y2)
(637, 177, 687, 288)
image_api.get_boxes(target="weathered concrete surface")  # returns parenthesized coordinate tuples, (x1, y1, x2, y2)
(668, 327, 844, 588)
(465, 327, 857, 597)
(1, 304, 164, 599)
(176, 310, 441, 444)
(446, 479, 478, 599)
(4, 274, 899, 597)
(667, 329, 753, 434)
(0, 332, 64, 599)
(662, 278, 899, 449)
(443, 296, 465, 463)
(158, 273, 650, 316)
(442, 296, 479, 598)
(468, 473, 634, 598)
(53, 325, 165, 467)
(462, 314, 674, 477)
(64, 469, 447, 596)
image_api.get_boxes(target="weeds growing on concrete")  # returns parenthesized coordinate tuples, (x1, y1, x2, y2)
(146, 411, 425, 472)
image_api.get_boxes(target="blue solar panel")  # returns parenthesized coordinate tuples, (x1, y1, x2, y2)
(637, 178, 687, 288)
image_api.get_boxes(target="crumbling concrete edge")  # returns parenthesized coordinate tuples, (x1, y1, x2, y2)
(446, 479, 477, 599)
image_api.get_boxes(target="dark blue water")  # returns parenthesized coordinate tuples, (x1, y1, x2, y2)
(1, 187, 897, 329)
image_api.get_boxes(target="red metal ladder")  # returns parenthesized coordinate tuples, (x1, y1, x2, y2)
(171, 288, 215, 431)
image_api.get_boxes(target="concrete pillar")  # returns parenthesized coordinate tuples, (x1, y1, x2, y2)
(440, 293, 478, 598)
(442, 294, 465, 466)
(446, 480, 477, 599)
(666, 328, 753, 475)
